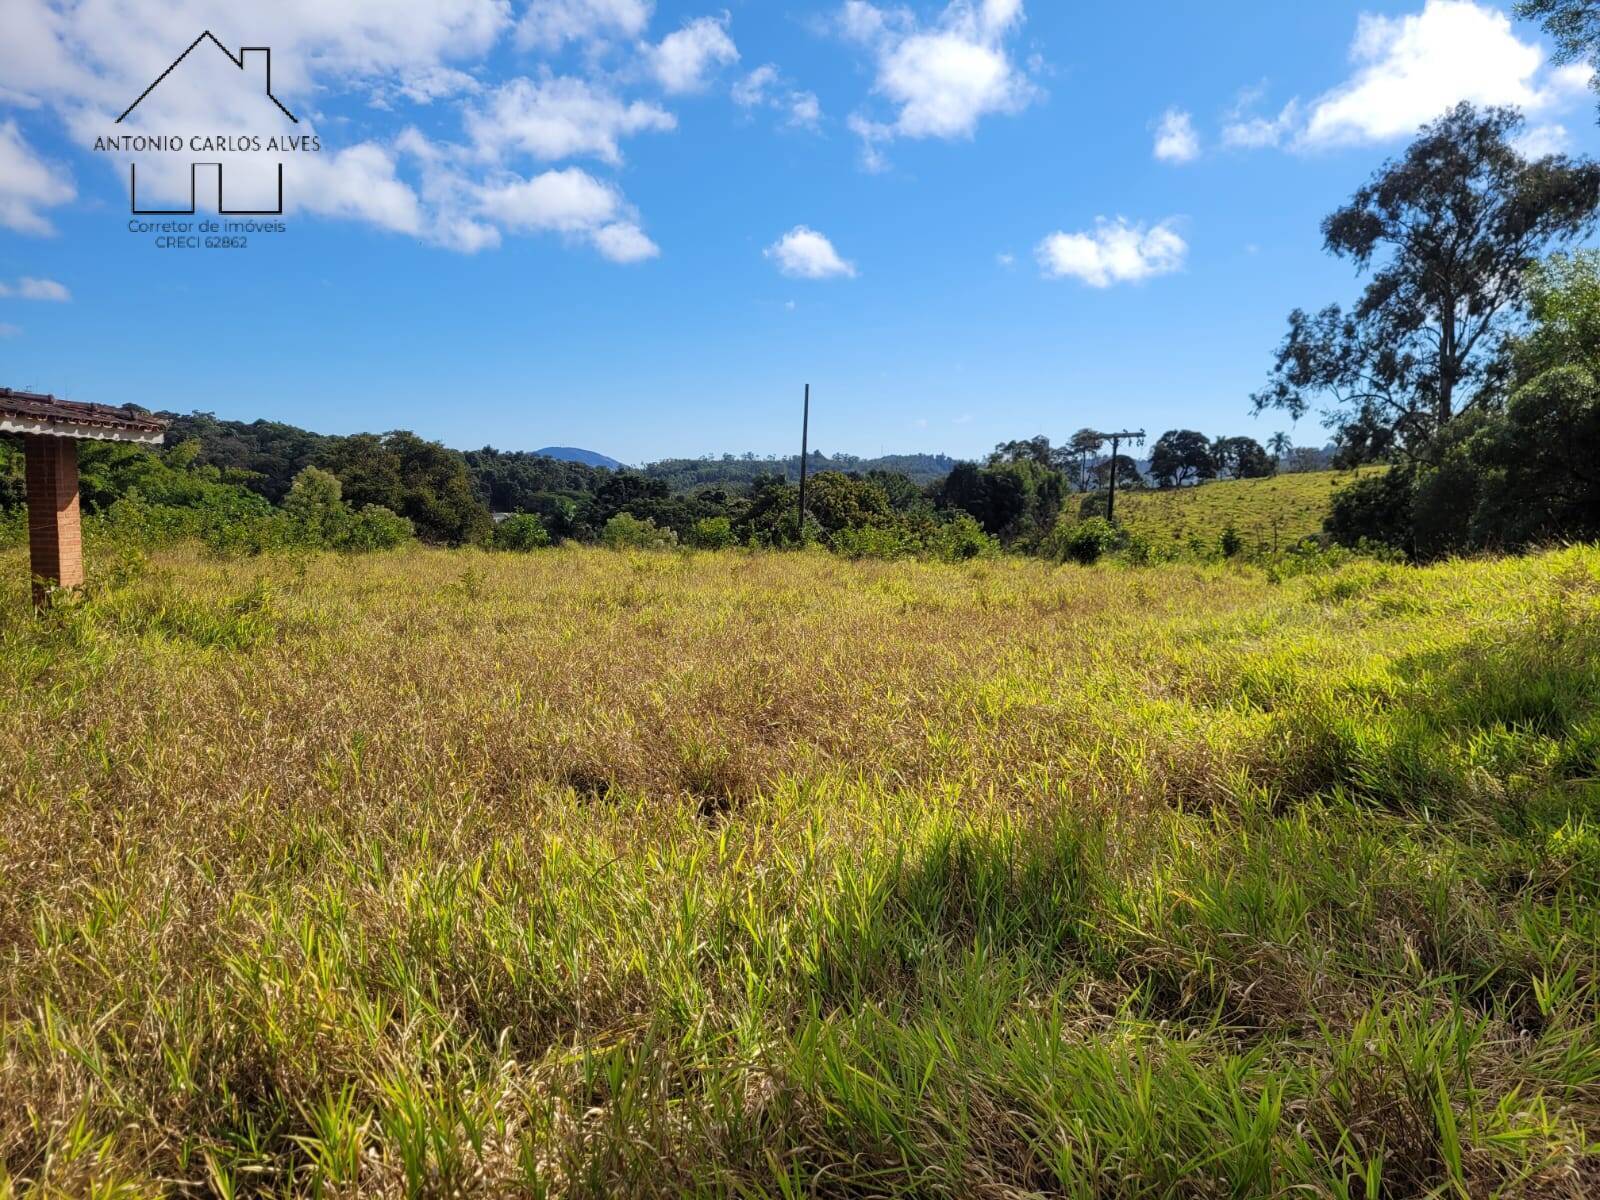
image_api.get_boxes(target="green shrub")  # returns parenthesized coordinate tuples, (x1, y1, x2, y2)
(1054, 517, 1120, 565)
(1219, 525, 1244, 558)
(687, 516, 738, 550)
(493, 513, 552, 552)
(926, 514, 999, 563)
(830, 523, 919, 561)
(1326, 466, 1416, 556)
(601, 513, 677, 550)
(344, 504, 414, 551)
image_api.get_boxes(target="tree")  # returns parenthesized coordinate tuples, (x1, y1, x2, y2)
(1148, 430, 1216, 488)
(1517, 3, 1600, 111)
(989, 435, 1072, 473)
(323, 432, 490, 546)
(1253, 104, 1600, 459)
(1068, 428, 1105, 491)
(284, 466, 347, 544)
(1090, 454, 1143, 490)
(935, 459, 1066, 540)
(1267, 431, 1293, 464)
(493, 513, 552, 551)
(1211, 436, 1274, 479)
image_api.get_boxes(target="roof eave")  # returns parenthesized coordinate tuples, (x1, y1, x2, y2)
(0, 415, 165, 445)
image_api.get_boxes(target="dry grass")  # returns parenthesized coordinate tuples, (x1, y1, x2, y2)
(1, 541, 1598, 1197)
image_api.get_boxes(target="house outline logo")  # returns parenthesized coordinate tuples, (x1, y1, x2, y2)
(116, 31, 299, 217)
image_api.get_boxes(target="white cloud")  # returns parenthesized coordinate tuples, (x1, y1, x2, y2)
(591, 220, 660, 262)
(840, 0, 1036, 165)
(765, 225, 857, 279)
(1514, 121, 1569, 158)
(517, 0, 654, 50)
(0, 120, 75, 235)
(733, 65, 822, 130)
(787, 91, 822, 129)
(0, 0, 513, 105)
(996, 251, 1014, 267)
(293, 144, 426, 235)
(1036, 218, 1187, 288)
(1152, 107, 1198, 163)
(649, 15, 739, 95)
(732, 64, 780, 107)
(389, 66, 481, 106)
(0, 0, 682, 262)
(473, 166, 657, 260)
(466, 76, 675, 164)
(0, 324, 21, 338)
(477, 166, 623, 231)
(0, 276, 71, 301)
(1302, 0, 1572, 148)
(1222, 96, 1300, 149)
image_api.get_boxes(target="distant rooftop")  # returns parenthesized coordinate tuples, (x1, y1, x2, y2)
(0, 388, 167, 444)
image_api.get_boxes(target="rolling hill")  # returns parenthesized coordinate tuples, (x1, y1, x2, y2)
(534, 446, 625, 469)
(1114, 467, 1386, 552)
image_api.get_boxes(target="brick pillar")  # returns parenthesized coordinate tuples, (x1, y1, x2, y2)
(24, 436, 83, 606)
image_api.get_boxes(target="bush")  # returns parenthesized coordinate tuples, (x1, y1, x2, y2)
(831, 523, 919, 561)
(926, 514, 999, 563)
(1219, 525, 1244, 558)
(1055, 517, 1120, 565)
(344, 504, 414, 551)
(687, 516, 738, 550)
(601, 513, 677, 550)
(493, 513, 552, 552)
(1325, 467, 1415, 556)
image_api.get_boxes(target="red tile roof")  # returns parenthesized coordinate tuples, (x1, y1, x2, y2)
(0, 388, 167, 436)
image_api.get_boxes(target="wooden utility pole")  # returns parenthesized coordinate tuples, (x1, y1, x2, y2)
(1088, 428, 1145, 523)
(797, 384, 810, 543)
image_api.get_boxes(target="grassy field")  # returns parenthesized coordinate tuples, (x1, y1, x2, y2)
(1115, 468, 1386, 553)
(2, 542, 1598, 1197)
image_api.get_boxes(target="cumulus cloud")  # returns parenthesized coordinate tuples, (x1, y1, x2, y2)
(732, 64, 779, 107)
(590, 220, 660, 262)
(1152, 108, 1198, 163)
(765, 226, 857, 279)
(292, 144, 426, 235)
(473, 166, 658, 260)
(1221, 93, 1300, 149)
(0, 120, 75, 235)
(466, 76, 675, 164)
(649, 15, 739, 94)
(0, 0, 693, 262)
(517, 0, 654, 50)
(0, 276, 71, 301)
(1301, 0, 1584, 148)
(839, 0, 1037, 167)
(787, 91, 822, 129)
(733, 64, 822, 130)
(1036, 218, 1187, 288)
(1514, 121, 1569, 158)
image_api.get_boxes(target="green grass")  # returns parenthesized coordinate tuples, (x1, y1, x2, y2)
(1, 541, 1598, 1197)
(1115, 468, 1386, 552)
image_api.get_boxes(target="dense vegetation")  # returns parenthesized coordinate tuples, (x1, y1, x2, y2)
(1253, 104, 1600, 560)
(2, 542, 1597, 1196)
(6, 410, 1325, 570)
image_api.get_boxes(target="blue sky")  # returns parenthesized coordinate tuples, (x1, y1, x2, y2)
(2, 0, 1597, 464)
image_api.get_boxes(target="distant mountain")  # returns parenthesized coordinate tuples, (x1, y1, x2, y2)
(534, 446, 624, 470)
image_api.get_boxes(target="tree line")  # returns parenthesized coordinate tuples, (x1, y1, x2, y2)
(1252, 94, 1600, 558)
(0, 399, 1318, 563)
